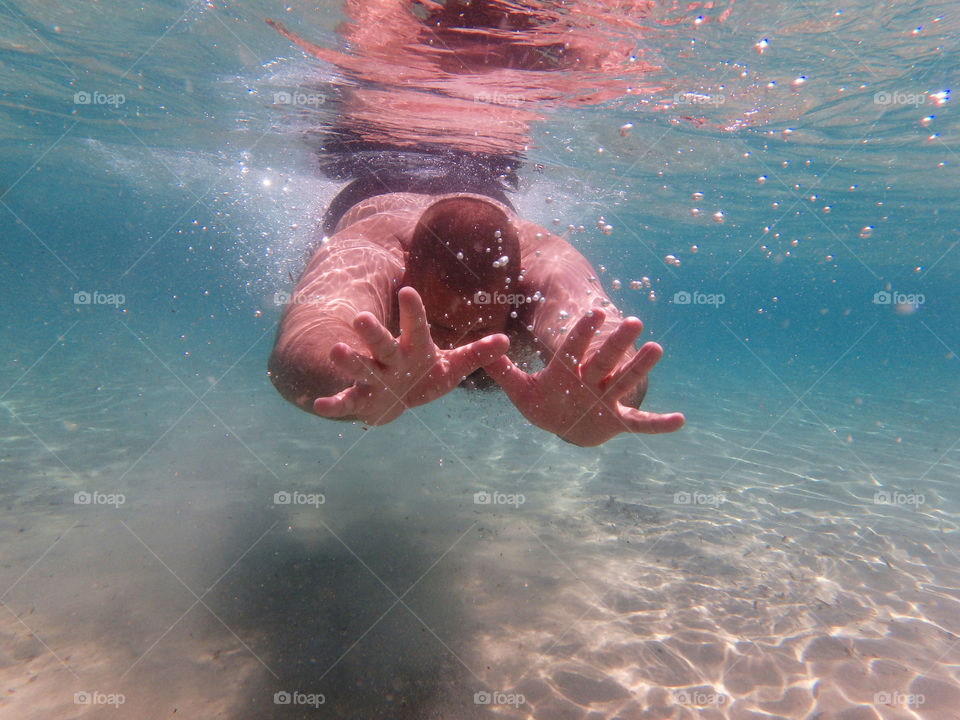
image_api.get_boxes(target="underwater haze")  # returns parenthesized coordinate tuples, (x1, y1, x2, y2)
(1, 0, 959, 718)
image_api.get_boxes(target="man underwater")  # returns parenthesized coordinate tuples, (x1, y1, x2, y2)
(266, 1, 684, 446)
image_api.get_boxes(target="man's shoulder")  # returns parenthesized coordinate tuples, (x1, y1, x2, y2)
(334, 192, 434, 234)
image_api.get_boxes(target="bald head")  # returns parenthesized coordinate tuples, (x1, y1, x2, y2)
(404, 196, 522, 349)
(407, 196, 521, 295)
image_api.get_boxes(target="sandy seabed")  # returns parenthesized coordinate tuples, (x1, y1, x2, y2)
(1, 367, 958, 720)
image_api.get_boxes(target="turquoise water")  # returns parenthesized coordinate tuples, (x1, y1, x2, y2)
(1, 1, 958, 718)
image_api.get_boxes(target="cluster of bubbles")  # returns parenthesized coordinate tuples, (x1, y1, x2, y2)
(689, 192, 725, 223)
(611, 276, 652, 292)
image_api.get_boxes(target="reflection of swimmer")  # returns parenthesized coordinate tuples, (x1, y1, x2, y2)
(266, 2, 683, 445)
(268, 191, 684, 446)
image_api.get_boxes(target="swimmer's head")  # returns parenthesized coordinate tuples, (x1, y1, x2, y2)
(404, 196, 521, 348)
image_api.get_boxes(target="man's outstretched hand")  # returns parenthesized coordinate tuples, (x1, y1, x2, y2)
(483, 309, 684, 447)
(313, 287, 509, 425)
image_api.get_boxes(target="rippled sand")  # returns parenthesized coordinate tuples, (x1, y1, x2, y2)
(1, 363, 958, 719)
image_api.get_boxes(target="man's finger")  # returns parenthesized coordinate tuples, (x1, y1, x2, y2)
(313, 384, 366, 418)
(397, 286, 433, 351)
(618, 407, 686, 434)
(446, 333, 510, 381)
(607, 341, 663, 399)
(482, 354, 533, 404)
(581, 316, 643, 386)
(353, 312, 399, 365)
(329, 342, 378, 382)
(553, 310, 605, 370)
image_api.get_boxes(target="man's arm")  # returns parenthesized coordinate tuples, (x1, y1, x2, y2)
(268, 231, 404, 413)
(515, 224, 646, 406)
(484, 222, 684, 446)
(268, 198, 511, 425)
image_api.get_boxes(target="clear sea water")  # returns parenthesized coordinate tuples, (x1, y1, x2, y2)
(1, 1, 958, 718)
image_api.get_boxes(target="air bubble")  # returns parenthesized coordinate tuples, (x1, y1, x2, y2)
(456, 251, 464, 260)
(859, 226, 873, 239)
(602, 224, 613, 235)
(612, 279, 622, 290)
(713, 210, 725, 223)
